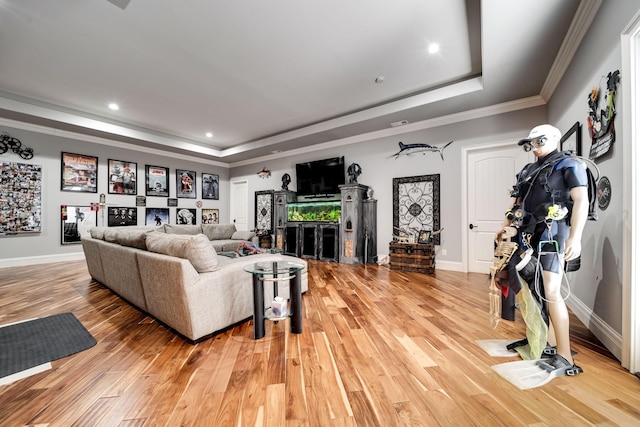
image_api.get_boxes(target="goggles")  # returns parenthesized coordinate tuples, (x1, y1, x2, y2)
(521, 136, 547, 152)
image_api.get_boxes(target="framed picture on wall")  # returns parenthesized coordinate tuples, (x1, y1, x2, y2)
(177, 208, 197, 225)
(560, 121, 582, 156)
(107, 207, 138, 227)
(202, 208, 219, 224)
(108, 159, 137, 195)
(202, 173, 219, 200)
(145, 165, 169, 197)
(1, 161, 42, 234)
(61, 205, 97, 244)
(61, 152, 98, 193)
(176, 169, 197, 198)
(145, 207, 170, 227)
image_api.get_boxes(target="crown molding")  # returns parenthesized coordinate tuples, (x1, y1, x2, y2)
(540, 0, 603, 101)
(0, 116, 229, 168)
(231, 95, 546, 167)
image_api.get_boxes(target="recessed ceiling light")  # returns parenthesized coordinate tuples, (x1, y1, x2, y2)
(205, 132, 213, 138)
(428, 43, 440, 54)
(108, 103, 119, 111)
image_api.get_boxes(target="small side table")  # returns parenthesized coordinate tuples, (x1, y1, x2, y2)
(244, 260, 305, 339)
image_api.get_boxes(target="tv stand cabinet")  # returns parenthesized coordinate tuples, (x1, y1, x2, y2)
(272, 185, 377, 265)
(284, 222, 339, 262)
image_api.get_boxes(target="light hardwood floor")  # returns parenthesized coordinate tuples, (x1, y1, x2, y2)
(1, 260, 639, 426)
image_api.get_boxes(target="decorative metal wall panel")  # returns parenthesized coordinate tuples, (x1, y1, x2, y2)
(255, 190, 274, 233)
(393, 174, 441, 245)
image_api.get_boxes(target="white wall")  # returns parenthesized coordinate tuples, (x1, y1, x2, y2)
(0, 122, 229, 266)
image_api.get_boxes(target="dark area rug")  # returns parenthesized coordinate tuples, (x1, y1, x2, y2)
(0, 312, 97, 378)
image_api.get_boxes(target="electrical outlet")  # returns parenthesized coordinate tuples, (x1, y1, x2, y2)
(442, 249, 447, 256)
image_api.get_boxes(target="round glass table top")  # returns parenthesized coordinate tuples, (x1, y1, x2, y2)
(244, 260, 306, 275)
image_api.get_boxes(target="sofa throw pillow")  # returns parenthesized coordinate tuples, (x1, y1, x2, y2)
(145, 232, 220, 273)
(231, 230, 255, 241)
(163, 224, 203, 235)
(202, 223, 236, 240)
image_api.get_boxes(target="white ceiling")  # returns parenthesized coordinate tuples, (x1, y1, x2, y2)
(0, 0, 596, 165)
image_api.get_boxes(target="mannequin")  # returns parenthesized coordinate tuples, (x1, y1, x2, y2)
(498, 124, 588, 374)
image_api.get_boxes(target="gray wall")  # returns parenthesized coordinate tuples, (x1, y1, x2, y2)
(547, 0, 640, 342)
(0, 124, 229, 264)
(231, 106, 547, 265)
(231, 0, 640, 360)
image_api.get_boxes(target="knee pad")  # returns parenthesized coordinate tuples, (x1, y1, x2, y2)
(515, 248, 536, 282)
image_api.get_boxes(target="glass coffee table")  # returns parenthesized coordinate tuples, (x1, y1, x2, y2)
(244, 260, 305, 339)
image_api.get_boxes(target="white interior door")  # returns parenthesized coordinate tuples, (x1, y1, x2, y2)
(467, 145, 531, 273)
(230, 180, 249, 231)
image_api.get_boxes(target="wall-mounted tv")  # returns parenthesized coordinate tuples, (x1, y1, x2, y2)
(295, 156, 345, 196)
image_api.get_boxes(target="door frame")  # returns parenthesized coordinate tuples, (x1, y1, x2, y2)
(621, 8, 640, 373)
(461, 139, 519, 272)
(229, 179, 249, 230)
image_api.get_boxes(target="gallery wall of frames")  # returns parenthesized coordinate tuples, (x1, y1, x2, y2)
(59, 153, 221, 244)
(1, 143, 222, 245)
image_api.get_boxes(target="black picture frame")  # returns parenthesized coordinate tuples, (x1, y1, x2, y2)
(417, 230, 431, 244)
(177, 169, 197, 199)
(393, 174, 441, 245)
(61, 152, 98, 193)
(145, 165, 169, 197)
(167, 198, 178, 207)
(145, 207, 170, 227)
(61, 205, 97, 244)
(176, 208, 197, 225)
(560, 121, 582, 156)
(107, 207, 138, 227)
(202, 173, 219, 200)
(107, 159, 137, 195)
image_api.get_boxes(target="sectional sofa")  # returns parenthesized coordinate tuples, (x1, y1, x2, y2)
(81, 223, 308, 341)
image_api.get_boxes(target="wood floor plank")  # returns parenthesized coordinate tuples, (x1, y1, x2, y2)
(1, 260, 639, 426)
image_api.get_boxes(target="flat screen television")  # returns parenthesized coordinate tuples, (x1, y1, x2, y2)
(295, 156, 345, 196)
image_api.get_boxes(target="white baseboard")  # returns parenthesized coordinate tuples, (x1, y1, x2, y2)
(567, 292, 622, 361)
(435, 260, 465, 272)
(0, 252, 85, 269)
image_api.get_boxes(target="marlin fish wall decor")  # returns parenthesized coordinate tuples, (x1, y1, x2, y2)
(257, 167, 271, 179)
(390, 140, 454, 161)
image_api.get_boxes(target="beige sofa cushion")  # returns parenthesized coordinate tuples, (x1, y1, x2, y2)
(90, 227, 106, 240)
(103, 228, 120, 243)
(231, 230, 255, 240)
(202, 223, 236, 240)
(117, 229, 151, 250)
(145, 232, 220, 273)
(163, 224, 202, 235)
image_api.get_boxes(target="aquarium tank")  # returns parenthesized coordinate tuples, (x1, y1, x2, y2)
(287, 201, 341, 222)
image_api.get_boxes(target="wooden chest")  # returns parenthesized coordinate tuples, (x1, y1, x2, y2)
(389, 242, 436, 274)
